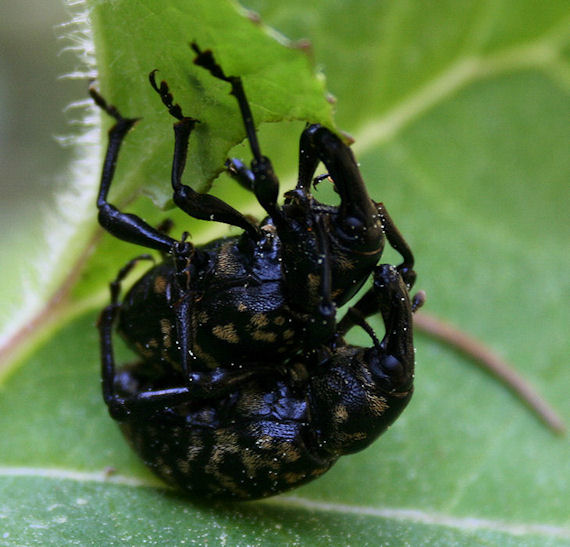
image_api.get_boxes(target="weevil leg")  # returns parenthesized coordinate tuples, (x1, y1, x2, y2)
(90, 88, 177, 253)
(104, 359, 277, 422)
(280, 212, 337, 343)
(308, 215, 336, 337)
(298, 125, 379, 222)
(99, 254, 153, 416)
(192, 43, 281, 219)
(341, 265, 416, 389)
(170, 247, 196, 385)
(148, 72, 261, 241)
(296, 124, 322, 192)
(376, 202, 416, 289)
(225, 157, 255, 191)
(337, 264, 423, 343)
(372, 264, 416, 390)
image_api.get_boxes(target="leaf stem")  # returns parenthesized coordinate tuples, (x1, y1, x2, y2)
(414, 311, 566, 435)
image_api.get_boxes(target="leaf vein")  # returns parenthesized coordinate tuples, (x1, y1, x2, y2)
(0, 467, 567, 540)
(352, 33, 569, 157)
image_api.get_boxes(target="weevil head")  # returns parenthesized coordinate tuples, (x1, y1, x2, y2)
(305, 126, 383, 251)
(280, 125, 385, 306)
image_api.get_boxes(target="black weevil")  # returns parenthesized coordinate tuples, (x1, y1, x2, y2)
(94, 44, 424, 499)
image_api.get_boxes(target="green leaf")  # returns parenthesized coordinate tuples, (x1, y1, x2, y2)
(1, 0, 568, 545)
(90, 0, 333, 205)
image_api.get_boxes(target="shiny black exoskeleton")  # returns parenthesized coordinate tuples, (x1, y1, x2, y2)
(95, 44, 423, 500)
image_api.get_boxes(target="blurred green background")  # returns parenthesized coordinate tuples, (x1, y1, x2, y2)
(0, 1, 83, 248)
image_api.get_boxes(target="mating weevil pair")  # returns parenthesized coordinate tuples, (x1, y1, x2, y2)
(94, 43, 425, 500)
